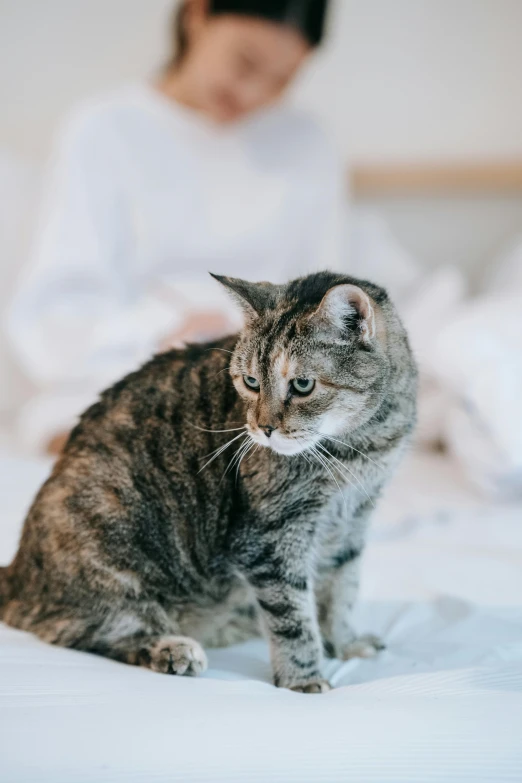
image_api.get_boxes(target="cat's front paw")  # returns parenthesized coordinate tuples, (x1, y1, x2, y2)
(289, 679, 332, 694)
(337, 633, 386, 661)
(145, 636, 208, 676)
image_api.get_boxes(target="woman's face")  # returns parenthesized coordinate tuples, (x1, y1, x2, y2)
(179, 11, 311, 123)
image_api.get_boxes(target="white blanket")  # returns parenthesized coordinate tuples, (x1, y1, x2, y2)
(1, 452, 522, 782)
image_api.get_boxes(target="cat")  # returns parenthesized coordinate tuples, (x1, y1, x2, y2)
(0, 271, 417, 693)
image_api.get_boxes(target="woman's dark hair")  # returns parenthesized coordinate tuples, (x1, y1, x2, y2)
(168, 2, 190, 68)
(168, 0, 329, 69)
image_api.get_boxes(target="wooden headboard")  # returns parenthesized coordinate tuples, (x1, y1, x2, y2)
(346, 160, 522, 280)
(350, 161, 522, 197)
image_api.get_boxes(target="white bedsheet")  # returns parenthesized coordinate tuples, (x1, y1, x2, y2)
(1, 452, 521, 782)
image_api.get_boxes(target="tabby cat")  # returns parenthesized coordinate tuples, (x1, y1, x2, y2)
(0, 272, 417, 693)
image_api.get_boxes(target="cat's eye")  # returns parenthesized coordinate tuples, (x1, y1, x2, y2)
(291, 378, 315, 396)
(243, 375, 260, 391)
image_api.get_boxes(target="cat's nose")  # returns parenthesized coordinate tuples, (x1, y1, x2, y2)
(259, 425, 275, 438)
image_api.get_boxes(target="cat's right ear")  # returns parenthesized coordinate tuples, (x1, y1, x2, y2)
(210, 274, 277, 321)
(309, 284, 377, 344)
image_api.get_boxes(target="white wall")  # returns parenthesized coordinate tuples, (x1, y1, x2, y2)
(296, 0, 522, 161)
(0, 0, 173, 161)
(1, 0, 522, 163)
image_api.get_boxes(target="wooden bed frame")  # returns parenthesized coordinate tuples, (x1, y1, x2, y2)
(350, 161, 522, 197)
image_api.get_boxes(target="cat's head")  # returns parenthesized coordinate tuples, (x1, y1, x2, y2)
(212, 271, 392, 456)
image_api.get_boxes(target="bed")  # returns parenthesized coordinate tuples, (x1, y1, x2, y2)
(1, 450, 521, 782)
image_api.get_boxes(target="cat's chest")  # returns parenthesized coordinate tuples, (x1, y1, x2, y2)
(242, 452, 374, 519)
(298, 457, 376, 513)
(314, 492, 371, 566)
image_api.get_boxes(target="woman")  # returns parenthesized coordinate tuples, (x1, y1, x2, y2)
(8, 0, 345, 454)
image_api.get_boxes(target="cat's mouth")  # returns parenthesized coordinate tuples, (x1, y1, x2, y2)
(247, 428, 316, 456)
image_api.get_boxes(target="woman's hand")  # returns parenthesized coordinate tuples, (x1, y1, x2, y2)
(43, 312, 232, 456)
(160, 310, 233, 350)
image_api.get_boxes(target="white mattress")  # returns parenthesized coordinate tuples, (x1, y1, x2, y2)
(1, 451, 521, 782)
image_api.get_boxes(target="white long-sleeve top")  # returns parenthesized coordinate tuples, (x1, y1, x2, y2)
(7, 84, 346, 451)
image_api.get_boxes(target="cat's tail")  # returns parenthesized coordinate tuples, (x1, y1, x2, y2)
(0, 567, 10, 617)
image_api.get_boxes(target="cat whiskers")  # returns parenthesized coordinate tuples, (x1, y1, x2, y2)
(198, 431, 248, 473)
(222, 436, 256, 484)
(322, 435, 384, 472)
(296, 437, 348, 512)
(213, 365, 231, 379)
(235, 439, 257, 481)
(203, 348, 234, 379)
(316, 442, 375, 509)
(296, 443, 313, 468)
(296, 436, 374, 510)
(311, 447, 349, 511)
(244, 444, 260, 463)
(191, 424, 246, 434)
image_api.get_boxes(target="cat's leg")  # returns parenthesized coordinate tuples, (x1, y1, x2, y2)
(91, 632, 208, 675)
(246, 558, 329, 693)
(11, 600, 207, 676)
(317, 549, 385, 660)
(79, 607, 208, 675)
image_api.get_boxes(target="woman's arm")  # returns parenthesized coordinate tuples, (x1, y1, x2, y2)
(7, 108, 183, 451)
(8, 108, 180, 390)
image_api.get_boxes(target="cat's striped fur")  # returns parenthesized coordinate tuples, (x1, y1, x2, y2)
(0, 272, 417, 692)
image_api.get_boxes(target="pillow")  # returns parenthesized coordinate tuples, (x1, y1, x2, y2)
(433, 292, 522, 500)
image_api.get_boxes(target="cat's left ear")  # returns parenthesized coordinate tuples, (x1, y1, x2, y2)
(309, 284, 376, 343)
(210, 274, 277, 320)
